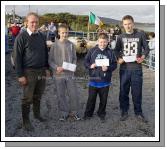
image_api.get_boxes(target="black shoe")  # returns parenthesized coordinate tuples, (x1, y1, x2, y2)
(135, 114, 148, 123)
(73, 114, 81, 121)
(99, 117, 106, 123)
(35, 116, 46, 122)
(120, 112, 128, 121)
(83, 116, 92, 120)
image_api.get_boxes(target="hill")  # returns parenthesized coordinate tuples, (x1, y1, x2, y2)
(100, 16, 155, 32)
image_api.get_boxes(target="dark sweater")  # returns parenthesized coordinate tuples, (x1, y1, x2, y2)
(13, 31, 48, 77)
(114, 29, 150, 70)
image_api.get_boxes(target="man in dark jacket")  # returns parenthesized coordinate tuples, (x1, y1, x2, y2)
(114, 15, 150, 122)
(13, 12, 50, 131)
(83, 33, 117, 122)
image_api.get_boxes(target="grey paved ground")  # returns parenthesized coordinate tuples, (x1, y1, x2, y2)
(5, 53, 155, 137)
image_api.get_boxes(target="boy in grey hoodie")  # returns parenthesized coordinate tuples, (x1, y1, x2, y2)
(49, 24, 80, 121)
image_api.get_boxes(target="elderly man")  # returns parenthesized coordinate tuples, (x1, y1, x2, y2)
(13, 12, 49, 131)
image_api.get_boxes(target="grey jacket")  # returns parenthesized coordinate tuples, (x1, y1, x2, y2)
(48, 39, 77, 77)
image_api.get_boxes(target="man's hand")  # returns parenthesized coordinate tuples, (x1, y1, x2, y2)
(136, 55, 145, 63)
(102, 66, 108, 71)
(90, 63, 96, 69)
(18, 76, 28, 86)
(117, 58, 125, 64)
(56, 67, 64, 74)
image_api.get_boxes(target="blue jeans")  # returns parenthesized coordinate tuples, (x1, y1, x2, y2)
(119, 69, 143, 115)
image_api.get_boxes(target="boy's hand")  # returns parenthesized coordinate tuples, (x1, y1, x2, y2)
(18, 76, 28, 86)
(117, 58, 125, 64)
(90, 63, 96, 69)
(136, 55, 145, 63)
(56, 67, 64, 73)
(102, 66, 108, 71)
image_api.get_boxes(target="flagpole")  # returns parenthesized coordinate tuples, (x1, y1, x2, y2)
(87, 22, 90, 40)
(87, 12, 90, 40)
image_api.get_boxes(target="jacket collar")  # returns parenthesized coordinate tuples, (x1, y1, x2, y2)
(27, 28, 38, 36)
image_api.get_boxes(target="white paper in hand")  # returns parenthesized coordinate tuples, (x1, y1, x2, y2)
(95, 59, 109, 67)
(62, 62, 76, 72)
(122, 56, 136, 62)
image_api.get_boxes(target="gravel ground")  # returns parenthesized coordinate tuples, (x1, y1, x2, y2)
(5, 53, 155, 137)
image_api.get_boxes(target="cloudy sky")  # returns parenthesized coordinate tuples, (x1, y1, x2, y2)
(5, 5, 155, 23)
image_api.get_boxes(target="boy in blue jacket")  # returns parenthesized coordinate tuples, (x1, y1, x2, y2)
(83, 33, 117, 122)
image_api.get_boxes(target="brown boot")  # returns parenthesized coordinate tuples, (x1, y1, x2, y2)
(33, 99, 46, 122)
(22, 104, 34, 131)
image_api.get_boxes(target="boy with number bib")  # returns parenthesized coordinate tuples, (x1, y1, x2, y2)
(114, 15, 150, 122)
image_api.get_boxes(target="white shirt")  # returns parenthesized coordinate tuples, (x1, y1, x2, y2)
(27, 28, 38, 36)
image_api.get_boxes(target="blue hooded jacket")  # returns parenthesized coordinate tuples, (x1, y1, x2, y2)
(84, 45, 117, 83)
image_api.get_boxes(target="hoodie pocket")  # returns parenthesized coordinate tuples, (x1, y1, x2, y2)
(100, 70, 111, 81)
(89, 69, 97, 77)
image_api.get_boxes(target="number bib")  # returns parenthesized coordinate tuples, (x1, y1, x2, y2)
(122, 38, 139, 62)
(123, 41, 138, 56)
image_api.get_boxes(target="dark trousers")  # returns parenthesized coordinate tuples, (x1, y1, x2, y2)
(21, 68, 46, 127)
(22, 69, 46, 106)
(84, 85, 110, 118)
(119, 69, 143, 115)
